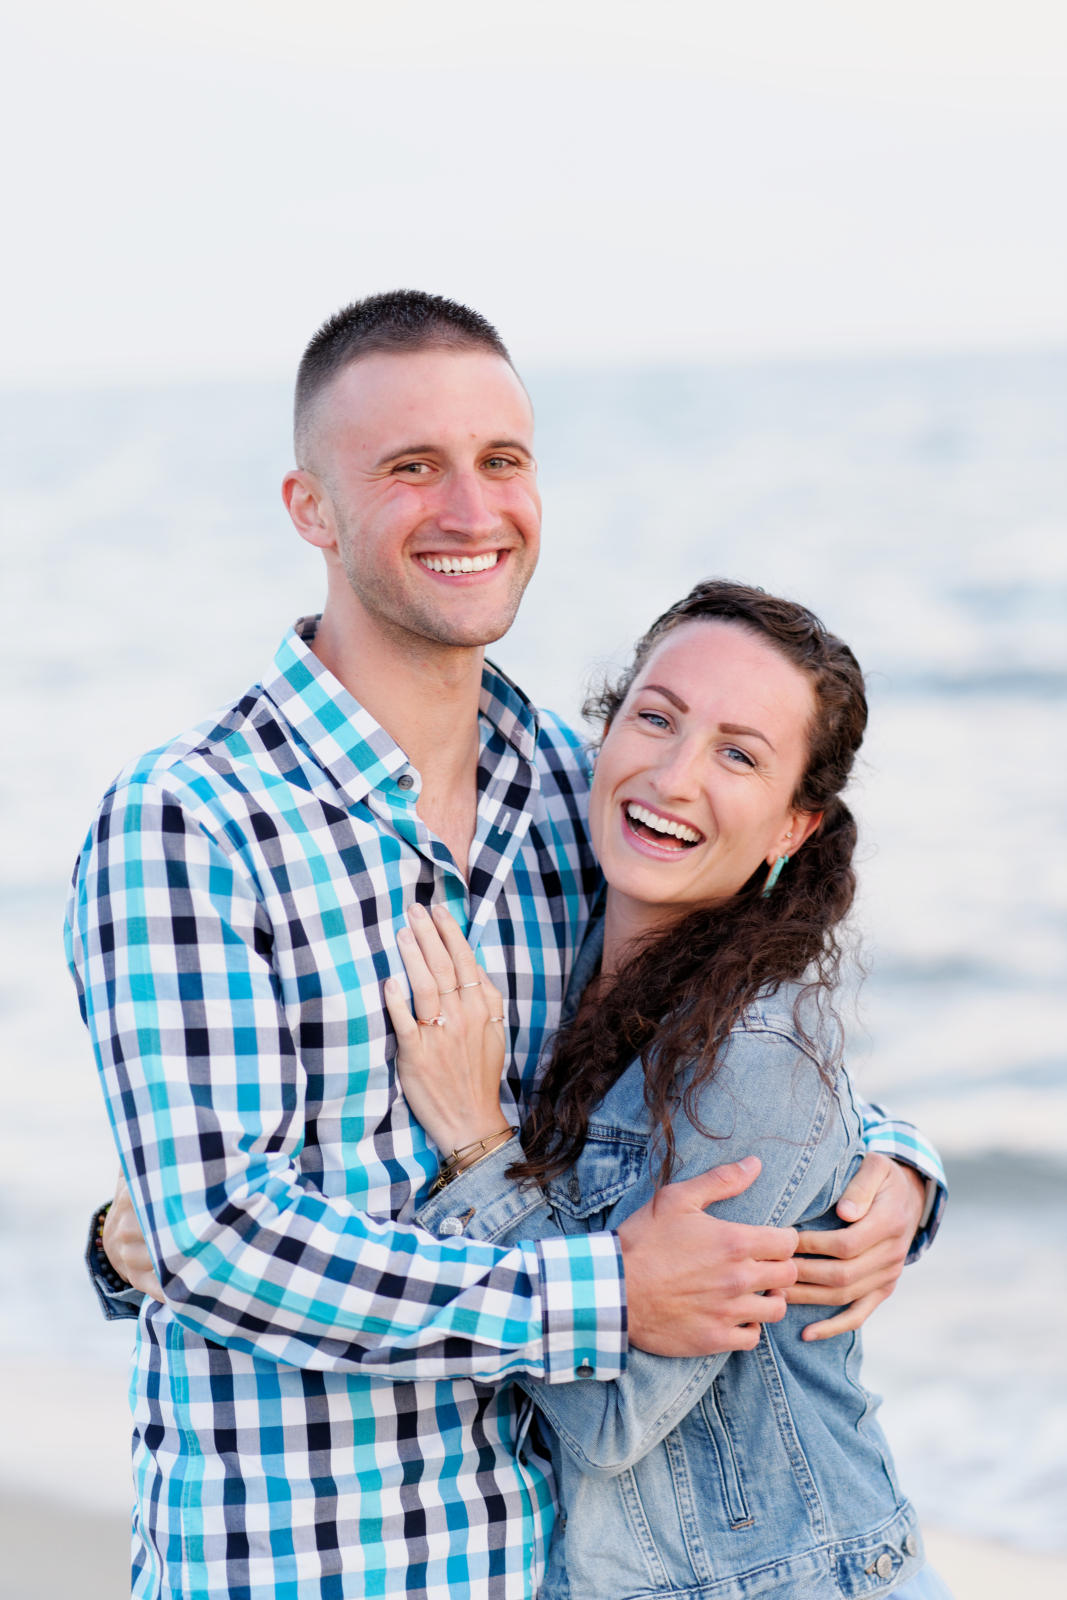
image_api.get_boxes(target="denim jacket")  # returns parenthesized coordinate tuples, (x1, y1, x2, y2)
(417, 934, 924, 1598)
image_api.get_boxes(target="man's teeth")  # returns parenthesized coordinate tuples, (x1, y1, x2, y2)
(626, 803, 702, 844)
(419, 552, 499, 575)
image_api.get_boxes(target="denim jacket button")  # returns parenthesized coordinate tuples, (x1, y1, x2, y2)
(575, 1362, 594, 1378)
(874, 1553, 894, 1580)
(904, 1534, 919, 1557)
(438, 1217, 465, 1237)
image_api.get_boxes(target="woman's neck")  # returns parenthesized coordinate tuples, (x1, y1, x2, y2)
(600, 889, 677, 981)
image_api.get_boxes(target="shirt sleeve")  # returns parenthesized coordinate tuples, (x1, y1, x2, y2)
(66, 775, 625, 1384)
(856, 1097, 948, 1260)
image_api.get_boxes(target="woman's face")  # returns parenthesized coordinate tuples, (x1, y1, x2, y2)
(590, 620, 821, 934)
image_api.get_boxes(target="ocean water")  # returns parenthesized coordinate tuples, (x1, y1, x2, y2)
(1, 350, 1064, 1547)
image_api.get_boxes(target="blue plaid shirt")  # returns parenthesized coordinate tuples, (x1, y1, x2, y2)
(67, 619, 623, 1600)
(68, 618, 945, 1600)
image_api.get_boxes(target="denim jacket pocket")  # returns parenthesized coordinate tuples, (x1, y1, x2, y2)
(546, 1123, 647, 1227)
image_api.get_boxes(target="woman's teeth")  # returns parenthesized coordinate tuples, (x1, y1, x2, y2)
(626, 803, 702, 845)
(419, 552, 499, 574)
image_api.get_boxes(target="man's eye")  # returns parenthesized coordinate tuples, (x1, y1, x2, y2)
(483, 456, 514, 471)
(394, 461, 431, 476)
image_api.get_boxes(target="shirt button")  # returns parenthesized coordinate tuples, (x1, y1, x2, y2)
(904, 1534, 919, 1557)
(575, 1362, 594, 1378)
(396, 773, 415, 790)
(874, 1553, 894, 1580)
(438, 1217, 465, 1237)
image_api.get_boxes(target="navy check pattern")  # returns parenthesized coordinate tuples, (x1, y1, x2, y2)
(66, 619, 622, 1600)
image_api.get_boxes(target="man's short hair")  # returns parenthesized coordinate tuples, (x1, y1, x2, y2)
(294, 289, 513, 462)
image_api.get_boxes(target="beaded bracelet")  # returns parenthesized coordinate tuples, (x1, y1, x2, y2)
(91, 1200, 133, 1292)
(430, 1128, 518, 1194)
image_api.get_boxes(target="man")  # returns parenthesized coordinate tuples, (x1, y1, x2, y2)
(70, 290, 944, 1600)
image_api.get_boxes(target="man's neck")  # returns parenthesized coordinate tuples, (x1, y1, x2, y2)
(310, 601, 486, 874)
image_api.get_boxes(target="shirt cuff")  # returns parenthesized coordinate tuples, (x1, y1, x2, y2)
(85, 1202, 143, 1322)
(535, 1232, 627, 1384)
(860, 1108, 948, 1263)
(416, 1151, 628, 1382)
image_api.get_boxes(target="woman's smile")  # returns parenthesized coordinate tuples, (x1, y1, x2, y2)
(620, 799, 705, 855)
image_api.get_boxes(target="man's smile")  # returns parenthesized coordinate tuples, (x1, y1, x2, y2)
(416, 550, 502, 575)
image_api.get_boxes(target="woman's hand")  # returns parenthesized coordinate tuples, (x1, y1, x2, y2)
(384, 903, 510, 1155)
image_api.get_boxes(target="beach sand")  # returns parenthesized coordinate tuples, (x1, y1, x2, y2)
(0, 1490, 1063, 1598)
(2, 1350, 1063, 1598)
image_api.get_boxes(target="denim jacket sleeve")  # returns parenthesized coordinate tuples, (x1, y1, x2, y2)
(418, 1019, 868, 1475)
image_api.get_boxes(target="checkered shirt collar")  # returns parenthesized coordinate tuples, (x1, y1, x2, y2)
(263, 615, 540, 805)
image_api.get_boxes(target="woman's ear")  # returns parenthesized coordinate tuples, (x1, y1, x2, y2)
(767, 810, 823, 866)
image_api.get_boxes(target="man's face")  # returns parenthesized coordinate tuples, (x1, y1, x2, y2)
(300, 348, 541, 652)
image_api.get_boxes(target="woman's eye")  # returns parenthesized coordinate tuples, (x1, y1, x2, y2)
(723, 745, 755, 767)
(638, 710, 670, 730)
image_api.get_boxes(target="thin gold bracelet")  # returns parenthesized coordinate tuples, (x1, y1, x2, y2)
(431, 1128, 517, 1194)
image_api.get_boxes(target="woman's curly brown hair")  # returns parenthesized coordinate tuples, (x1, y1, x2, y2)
(510, 579, 869, 1188)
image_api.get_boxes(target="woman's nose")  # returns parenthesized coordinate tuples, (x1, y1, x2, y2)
(649, 742, 702, 800)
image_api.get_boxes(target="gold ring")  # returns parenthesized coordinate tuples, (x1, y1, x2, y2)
(438, 985, 459, 996)
(459, 980, 482, 990)
(417, 1014, 447, 1028)
(488, 1015, 505, 1024)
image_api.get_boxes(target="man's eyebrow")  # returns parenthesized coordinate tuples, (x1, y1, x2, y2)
(373, 443, 437, 468)
(484, 438, 533, 456)
(373, 438, 534, 469)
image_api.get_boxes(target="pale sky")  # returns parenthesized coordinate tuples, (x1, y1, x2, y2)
(5, 0, 1065, 384)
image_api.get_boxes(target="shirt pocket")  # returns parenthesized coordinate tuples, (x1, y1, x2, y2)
(546, 1123, 647, 1231)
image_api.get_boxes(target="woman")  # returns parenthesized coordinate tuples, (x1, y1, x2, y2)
(384, 580, 952, 1599)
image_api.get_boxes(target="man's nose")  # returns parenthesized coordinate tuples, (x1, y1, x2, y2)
(437, 470, 500, 538)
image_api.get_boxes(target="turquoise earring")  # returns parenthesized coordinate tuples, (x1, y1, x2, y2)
(761, 855, 789, 898)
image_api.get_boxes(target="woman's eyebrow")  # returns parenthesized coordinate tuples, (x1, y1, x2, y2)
(642, 683, 689, 713)
(640, 689, 776, 752)
(720, 721, 776, 752)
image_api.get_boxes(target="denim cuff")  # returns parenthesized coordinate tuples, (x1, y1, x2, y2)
(416, 1143, 548, 1243)
(85, 1201, 142, 1322)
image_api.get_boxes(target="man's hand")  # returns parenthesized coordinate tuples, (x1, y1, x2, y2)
(103, 1176, 165, 1303)
(789, 1154, 926, 1341)
(617, 1157, 799, 1356)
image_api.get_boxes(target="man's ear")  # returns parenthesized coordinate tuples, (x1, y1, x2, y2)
(767, 810, 823, 866)
(282, 469, 335, 551)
